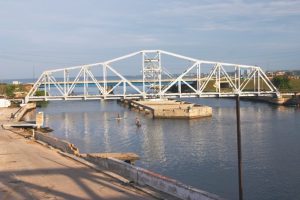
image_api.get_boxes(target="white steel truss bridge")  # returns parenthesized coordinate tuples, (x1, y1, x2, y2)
(25, 50, 279, 103)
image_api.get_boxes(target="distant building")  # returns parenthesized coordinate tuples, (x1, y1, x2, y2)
(266, 71, 274, 78)
(243, 69, 248, 78)
(0, 99, 11, 107)
(12, 81, 21, 85)
(266, 70, 300, 79)
(274, 71, 286, 76)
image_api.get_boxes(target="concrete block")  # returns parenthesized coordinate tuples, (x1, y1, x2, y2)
(14, 103, 36, 121)
(36, 112, 44, 128)
(85, 155, 138, 183)
(126, 100, 212, 119)
(107, 158, 138, 183)
(83, 155, 222, 200)
(34, 131, 79, 155)
(136, 167, 222, 200)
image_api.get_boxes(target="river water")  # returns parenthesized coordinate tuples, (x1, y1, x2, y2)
(36, 98, 300, 200)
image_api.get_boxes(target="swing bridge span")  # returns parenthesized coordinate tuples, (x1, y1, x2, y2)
(25, 50, 280, 103)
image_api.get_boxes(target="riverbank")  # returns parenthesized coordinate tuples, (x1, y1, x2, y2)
(0, 129, 164, 200)
(0, 108, 175, 200)
(0, 106, 223, 200)
(242, 93, 300, 106)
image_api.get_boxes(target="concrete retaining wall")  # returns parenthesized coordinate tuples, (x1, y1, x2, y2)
(243, 95, 300, 105)
(85, 155, 138, 182)
(14, 103, 36, 122)
(85, 155, 222, 200)
(137, 167, 221, 200)
(32, 131, 221, 200)
(34, 131, 79, 155)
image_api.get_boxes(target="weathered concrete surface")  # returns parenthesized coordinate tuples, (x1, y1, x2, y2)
(244, 94, 300, 105)
(85, 153, 140, 164)
(0, 109, 161, 200)
(34, 131, 79, 155)
(124, 99, 212, 119)
(85, 155, 223, 200)
(1, 107, 223, 200)
(0, 107, 19, 122)
(153, 104, 212, 119)
(27, 131, 212, 199)
(13, 103, 36, 122)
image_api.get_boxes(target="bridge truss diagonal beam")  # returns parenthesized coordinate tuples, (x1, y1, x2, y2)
(25, 50, 280, 103)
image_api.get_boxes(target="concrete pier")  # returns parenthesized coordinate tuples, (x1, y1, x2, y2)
(120, 99, 212, 119)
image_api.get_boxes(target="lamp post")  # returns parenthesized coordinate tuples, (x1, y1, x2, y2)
(236, 94, 243, 200)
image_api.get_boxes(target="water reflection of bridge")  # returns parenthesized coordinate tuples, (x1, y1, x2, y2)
(26, 50, 279, 103)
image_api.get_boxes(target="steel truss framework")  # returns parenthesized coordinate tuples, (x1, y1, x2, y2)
(25, 50, 279, 103)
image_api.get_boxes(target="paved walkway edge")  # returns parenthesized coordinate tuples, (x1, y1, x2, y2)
(33, 130, 223, 200)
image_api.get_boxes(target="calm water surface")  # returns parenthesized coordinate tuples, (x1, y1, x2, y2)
(37, 99, 300, 200)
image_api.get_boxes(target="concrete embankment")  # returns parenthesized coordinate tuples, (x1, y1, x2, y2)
(243, 93, 300, 106)
(34, 131, 80, 155)
(120, 99, 213, 119)
(0, 129, 160, 200)
(13, 103, 36, 121)
(1, 105, 223, 200)
(32, 131, 222, 200)
(84, 154, 222, 200)
(0, 107, 172, 200)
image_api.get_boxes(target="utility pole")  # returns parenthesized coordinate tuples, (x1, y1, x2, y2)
(236, 94, 243, 200)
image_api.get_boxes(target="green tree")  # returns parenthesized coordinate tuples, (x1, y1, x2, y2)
(35, 90, 49, 107)
(5, 84, 17, 98)
(0, 84, 6, 95)
(35, 90, 46, 96)
(272, 75, 291, 90)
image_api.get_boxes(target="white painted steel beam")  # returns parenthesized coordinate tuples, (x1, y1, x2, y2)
(25, 50, 279, 103)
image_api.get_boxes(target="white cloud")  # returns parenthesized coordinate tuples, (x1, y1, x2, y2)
(158, 1, 300, 17)
(154, 0, 300, 32)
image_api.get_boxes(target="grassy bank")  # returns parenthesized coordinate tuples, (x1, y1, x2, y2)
(0, 83, 31, 98)
(287, 79, 300, 92)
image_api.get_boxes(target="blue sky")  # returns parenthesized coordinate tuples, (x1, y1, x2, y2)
(0, 0, 300, 79)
